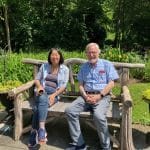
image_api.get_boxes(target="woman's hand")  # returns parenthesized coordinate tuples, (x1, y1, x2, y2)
(49, 93, 56, 106)
(36, 86, 44, 96)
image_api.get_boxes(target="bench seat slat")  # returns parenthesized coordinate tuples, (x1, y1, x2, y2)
(21, 98, 121, 122)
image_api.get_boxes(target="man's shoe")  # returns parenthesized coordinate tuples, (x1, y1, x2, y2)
(65, 143, 87, 150)
(38, 128, 47, 143)
(28, 130, 38, 148)
(100, 145, 111, 150)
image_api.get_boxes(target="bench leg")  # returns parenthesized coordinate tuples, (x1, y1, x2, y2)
(13, 94, 23, 140)
(120, 106, 134, 150)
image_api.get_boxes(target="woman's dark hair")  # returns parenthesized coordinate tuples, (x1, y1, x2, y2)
(48, 48, 64, 65)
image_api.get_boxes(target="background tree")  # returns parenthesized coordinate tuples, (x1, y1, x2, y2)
(113, 0, 150, 52)
(0, 0, 11, 51)
(0, 0, 149, 52)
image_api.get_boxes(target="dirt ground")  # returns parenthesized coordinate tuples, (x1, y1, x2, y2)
(0, 115, 150, 150)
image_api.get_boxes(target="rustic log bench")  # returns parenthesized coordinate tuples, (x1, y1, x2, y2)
(8, 58, 145, 150)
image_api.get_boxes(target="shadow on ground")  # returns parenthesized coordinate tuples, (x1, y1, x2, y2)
(22, 117, 150, 150)
(0, 111, 150, 150)
(132, 125, 150, 150)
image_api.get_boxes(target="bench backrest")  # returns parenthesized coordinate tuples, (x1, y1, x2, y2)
(22, 58, 145, 94)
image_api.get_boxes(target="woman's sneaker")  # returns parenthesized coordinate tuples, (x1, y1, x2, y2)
(28, 130, 38, 148)
(38, 128, 48, 143)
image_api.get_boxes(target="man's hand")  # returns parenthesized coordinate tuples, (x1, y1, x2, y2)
(85, 94, 102, 104)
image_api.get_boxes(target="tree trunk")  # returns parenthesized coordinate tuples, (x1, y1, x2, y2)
(114, 0, 123, 49)
(4, 4, 11, 52)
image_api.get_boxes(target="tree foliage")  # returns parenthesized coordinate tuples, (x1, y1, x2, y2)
(112, 0, 150, 51)
(0, 0, 149, 52)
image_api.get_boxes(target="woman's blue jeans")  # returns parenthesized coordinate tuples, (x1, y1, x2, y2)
(32, 93, 49, 130)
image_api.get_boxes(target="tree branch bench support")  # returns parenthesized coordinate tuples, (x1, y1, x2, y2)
(8, 58, 145, 150)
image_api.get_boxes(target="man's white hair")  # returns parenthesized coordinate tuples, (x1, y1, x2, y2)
(85, 43, 101, 53)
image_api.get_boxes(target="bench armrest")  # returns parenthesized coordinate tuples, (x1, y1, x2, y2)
(8, 80, 35, 97)
(122, 85, 133, 107)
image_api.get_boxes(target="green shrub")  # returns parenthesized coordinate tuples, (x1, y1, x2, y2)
(0, 49, 149, 83)
(143, 60, 150, 82)
(142, 89, 150, 101)
(101, 47, 147, 80)
(0, 80, 22, 92)
(125, 51, 145, 80)
(102, 47, 129, 62)
(131, 58, 150, 81)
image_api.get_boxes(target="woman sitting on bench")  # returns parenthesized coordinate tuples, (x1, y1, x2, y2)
(28, 48, 69, 148)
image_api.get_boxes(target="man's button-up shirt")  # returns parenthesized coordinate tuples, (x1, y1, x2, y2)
(77, 59, 119, 92)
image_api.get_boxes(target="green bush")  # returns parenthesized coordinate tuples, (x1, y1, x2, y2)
(102, 47, 129, 62)
(131, 58, 150, 81)
(102, 47, 149, 80)
(0, 52, 32, 83)
(143, 60, 150, 82)
(0, 80, 22, 92)
(0, 49, 149, 83)
(142, 89, 150, 101)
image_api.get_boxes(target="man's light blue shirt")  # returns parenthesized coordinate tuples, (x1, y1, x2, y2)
(35, 63, 69, 89)
(77, 59, 119, 92)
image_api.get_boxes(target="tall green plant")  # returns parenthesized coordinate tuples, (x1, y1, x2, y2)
(102, 47, 129, 62)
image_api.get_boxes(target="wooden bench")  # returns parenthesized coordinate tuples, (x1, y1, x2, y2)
(8, 58, 145, 150)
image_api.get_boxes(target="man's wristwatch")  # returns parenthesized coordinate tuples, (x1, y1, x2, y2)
(100, 92, 104, 98)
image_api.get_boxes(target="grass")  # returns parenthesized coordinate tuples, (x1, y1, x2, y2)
(129, 82, 150, 125)
(113, 82, 150, 125)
